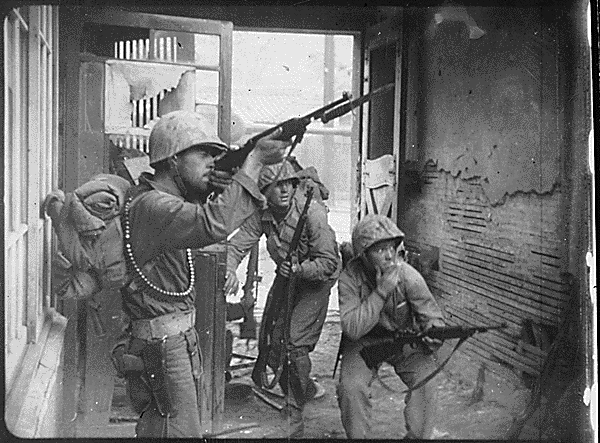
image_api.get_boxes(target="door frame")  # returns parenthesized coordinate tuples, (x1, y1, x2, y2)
(359, 12, 404, 223)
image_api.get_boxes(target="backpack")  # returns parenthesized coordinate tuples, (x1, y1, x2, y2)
(44, 173, 131, 300)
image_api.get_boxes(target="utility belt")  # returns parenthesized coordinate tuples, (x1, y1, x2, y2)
(130, 310, 196, 341)
(111, 310, 201, 417)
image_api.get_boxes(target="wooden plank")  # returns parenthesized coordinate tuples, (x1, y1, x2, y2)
(442, 250, 567, 306)
(441, 261, 565, 323)
(433, 282, 522, 333)
(445, 307, 546, 369)
(26, 6, 41, 343)
(448, 238, 515, 264)
(13, 310, 67, 438)
(446, 242, 568, 293)
(462, 339, 541, 376)
(89, 7, 229, 36)
(432, 272, 529, 329)
(218, 20, 232, 146)
(5, 315, 52, 433)
(437, 264, 563, 322)
(194, 244, 227, 435)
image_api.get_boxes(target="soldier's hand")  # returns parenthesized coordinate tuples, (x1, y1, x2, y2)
(375, 263, 401, 298)
(277, 260, 297, 278)
(209, 169, 234, 191)
(421, 320, 444, 352)
(252, 127, 292, 165)
(224, 270, 239, 297)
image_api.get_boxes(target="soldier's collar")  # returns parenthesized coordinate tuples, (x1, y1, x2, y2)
(140, 173, 184, 199)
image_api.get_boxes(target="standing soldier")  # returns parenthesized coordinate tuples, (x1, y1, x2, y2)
(113, 110, 290, 438)
(224, 159, 342, 438)
(336, 214, 445, 439)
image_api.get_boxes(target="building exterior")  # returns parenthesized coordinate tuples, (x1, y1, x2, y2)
(2, 2, 595, 439)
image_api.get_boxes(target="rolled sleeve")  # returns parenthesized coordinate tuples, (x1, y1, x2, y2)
(338, 266, 386, 341)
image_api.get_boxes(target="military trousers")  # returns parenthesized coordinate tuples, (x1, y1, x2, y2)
(269, 278, 334, 437)
(128, 329, 203, 438)
(336, 343, 439, 439)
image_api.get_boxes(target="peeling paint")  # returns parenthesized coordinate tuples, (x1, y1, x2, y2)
(417, 8, 560, 205)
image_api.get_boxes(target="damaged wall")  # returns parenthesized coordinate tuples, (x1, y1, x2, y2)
(407, 6, 562, 205)
(399, 5, 574, 380)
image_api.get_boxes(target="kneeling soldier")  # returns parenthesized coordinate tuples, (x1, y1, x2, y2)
(336, 214, 445, 439)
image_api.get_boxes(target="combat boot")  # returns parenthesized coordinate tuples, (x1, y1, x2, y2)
(280, 402, 304, 438)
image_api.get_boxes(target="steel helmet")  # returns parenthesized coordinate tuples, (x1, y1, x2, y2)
(148, 110, 228, 166)
(258, 160, 299, 192)
(351, 214, 405, 257)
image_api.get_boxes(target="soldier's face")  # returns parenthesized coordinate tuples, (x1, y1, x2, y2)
(177, 147, 216, 194)
(267, 179, 296, 209)
(366, 239, 399, 272)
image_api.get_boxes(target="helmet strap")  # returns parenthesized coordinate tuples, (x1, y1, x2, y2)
(169, 156, 190, 200)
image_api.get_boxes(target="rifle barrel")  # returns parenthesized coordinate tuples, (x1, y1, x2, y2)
(321, 82, 395, 123)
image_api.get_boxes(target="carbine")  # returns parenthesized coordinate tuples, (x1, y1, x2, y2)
(214, 82, 395, 172)
(251, 188, 315, 390)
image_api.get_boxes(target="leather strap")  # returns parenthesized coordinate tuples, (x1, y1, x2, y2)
(131, 311, 195, 341)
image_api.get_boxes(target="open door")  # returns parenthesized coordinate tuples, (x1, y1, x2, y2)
(359, 13, 403, 221)
(60, 7, 232, 437)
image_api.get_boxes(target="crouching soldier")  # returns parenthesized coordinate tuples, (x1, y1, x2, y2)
(336, 214, 445, 439)
(111, 110, 290, 438)
(224, 160, 341, 437)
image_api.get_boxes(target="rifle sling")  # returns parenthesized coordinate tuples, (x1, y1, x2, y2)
(254, 190, 314, 390)
(374, 335, 470, 395)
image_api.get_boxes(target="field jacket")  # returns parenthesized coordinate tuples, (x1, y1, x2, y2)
(338, 258, 445, 342)
(227, 191, 341, 284)
(122, 171, 265, 320)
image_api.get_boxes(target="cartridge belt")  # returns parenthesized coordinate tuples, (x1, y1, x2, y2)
(131, 310, 196, 341)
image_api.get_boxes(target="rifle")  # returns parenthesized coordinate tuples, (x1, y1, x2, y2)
(359, 323, 508, 372)
(251, 188, 315, 389)
(332, 322, 507, 379)
(214, 82, 395, 172)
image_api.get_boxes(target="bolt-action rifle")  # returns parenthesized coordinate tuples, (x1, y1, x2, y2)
(333, 322, 507, 379)
(251, 188, 315, 390)
(214, 83, 395, 172)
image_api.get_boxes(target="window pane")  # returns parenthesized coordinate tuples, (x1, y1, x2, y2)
(195, 69, 219, 105)
(194, 33, 220, 66)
